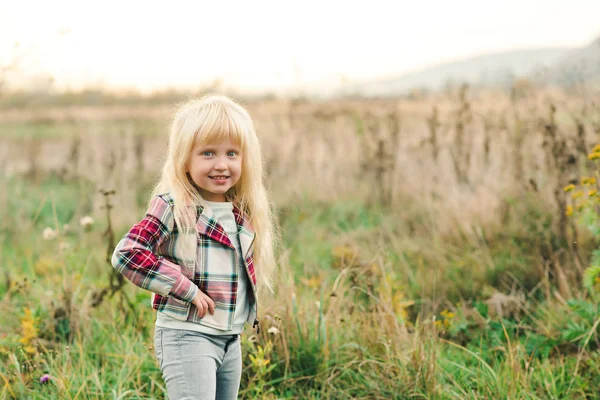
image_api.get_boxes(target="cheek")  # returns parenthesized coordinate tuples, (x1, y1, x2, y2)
(189, 158, 210, 174)
(234, 161, 243, 175)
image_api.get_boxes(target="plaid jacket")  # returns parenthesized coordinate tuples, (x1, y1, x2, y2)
(111, 193, 258, 332)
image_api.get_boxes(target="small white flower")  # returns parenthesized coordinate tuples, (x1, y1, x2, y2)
(62, 224, 71, 234)
(43, 227, 57, 240)
(59, 242, 71, 251)
(80, 216, 94, 228)
(267, 327, 280, 335)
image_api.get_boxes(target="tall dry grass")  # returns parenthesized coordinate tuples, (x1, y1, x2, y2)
(1, 87, 597, 232)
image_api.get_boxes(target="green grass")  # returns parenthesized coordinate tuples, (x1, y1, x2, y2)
(1, 174, 600, 399)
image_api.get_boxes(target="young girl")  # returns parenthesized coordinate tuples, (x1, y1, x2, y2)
(111, 94, 277, 400)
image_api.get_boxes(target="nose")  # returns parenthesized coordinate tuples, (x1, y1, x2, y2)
(214, 157, 228, 171)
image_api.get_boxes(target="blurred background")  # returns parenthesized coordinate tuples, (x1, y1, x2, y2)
(1, 0, 599, 97)
(2, 1, 600, 399)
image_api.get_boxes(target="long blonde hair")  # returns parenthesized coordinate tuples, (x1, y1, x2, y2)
(152, 94, 277, 292)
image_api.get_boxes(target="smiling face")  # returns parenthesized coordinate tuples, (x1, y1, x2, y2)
(187, 139, 243, 202)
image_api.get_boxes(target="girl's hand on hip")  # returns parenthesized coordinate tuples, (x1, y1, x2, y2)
(191, 290, 215, 318)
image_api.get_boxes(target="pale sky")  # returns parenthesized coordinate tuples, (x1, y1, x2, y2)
(1, 0, 599, 94)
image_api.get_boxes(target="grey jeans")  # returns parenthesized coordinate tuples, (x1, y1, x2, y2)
(154, 326, 242, 400)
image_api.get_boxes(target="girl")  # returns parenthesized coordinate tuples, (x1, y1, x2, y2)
(111, 94, 277, 400)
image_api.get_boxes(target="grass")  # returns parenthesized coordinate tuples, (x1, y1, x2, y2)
(1, 89, 600, 398)
(0, 172, 599, 399)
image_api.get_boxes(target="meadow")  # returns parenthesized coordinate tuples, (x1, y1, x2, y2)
(1, 86, 600, 399)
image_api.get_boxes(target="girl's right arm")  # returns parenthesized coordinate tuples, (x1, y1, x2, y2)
(111, 195, 198, 303)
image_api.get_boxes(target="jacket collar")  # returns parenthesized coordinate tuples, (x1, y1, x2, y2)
(195, 201, 256, 258)
(160, 191, 256, 256)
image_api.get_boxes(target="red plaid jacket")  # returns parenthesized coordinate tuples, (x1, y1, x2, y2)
(111, 193, 258, 332)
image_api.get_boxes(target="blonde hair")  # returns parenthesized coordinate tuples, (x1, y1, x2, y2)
(152, 94, 277, 292)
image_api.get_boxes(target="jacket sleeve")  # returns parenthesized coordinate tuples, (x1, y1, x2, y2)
(111, 195, 198, 303)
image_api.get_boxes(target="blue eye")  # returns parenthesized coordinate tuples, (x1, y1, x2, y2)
(227, 151, 238, 157)
(201, 151, 214, 157)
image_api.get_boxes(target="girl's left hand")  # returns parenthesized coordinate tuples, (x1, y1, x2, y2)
(191, 290, 215, 318)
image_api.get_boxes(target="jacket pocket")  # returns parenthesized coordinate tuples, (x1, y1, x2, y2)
(162, 296, 192, 321)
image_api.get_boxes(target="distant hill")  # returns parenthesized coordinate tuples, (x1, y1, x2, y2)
(533, 36, 600, 87)
(335, 48, 573, 97)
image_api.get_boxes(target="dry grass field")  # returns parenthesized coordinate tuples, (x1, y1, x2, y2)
(1, 86, 600, 399)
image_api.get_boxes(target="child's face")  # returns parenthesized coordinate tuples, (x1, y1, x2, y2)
(187, 139, 242, 202)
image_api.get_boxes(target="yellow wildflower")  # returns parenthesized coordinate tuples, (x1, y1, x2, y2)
(589, 190, 597, 197)
(393, 291, 414, 321)
(566, 205, 573, 216)
(436, 309, 456, 329)
(588, 177, 597, 185)
(301, 276, 323, 289)
(332, 245, 358, 259)
(588, 152, 600, 161)
(249, 354, 270, 368)
(572, 191, 584, 199)
(331, 245, 360, 269)
(19, 308, 38, 355)
(248, 342, 272, 370)
(564, 184, 576, 192)
(593, 144, 600, 153)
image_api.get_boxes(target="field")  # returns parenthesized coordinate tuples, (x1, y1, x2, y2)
(1, 87, 600, 399)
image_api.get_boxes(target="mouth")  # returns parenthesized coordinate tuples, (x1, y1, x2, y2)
(209, 175, 230, 181)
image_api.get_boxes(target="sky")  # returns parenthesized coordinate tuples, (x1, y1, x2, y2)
(1, 0, 599, 94)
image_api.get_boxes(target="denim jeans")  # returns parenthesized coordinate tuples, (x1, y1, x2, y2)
(154, 326, 242, 400)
